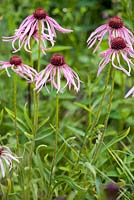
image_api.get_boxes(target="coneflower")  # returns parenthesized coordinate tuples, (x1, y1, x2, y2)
(0, 56, 37, 81)
(34, 54, 80, 93)
(87, 16, 134, 53)
(97, 37, 134, 76)
(3, 8, 73, 53)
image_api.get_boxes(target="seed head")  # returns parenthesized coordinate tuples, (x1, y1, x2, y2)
(33, 8, 47, 20)
(108, 16, 123, 29)
(9, 56, 22, 66)
(111, 37, 126, 50)
(50, 54, 65, 66)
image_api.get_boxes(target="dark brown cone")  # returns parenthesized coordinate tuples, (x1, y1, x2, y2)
(9, 56, 22, 65)
(50, 54, 65, 66)
(33, 8, 47, 20)
(111, 37, 126, 50)
(108, 16, 123, 29)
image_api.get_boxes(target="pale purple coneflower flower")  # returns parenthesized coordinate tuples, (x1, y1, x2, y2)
(124, 86, 134, 98)
(0, 56, 37, 81)
(0, 146, 19, 177)
(97, 37, 134, 77)
(34, 54, 80, 93)
(3, 8, 73, 53)
(87, 16, 134, 53)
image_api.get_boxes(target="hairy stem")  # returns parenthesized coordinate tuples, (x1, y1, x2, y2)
(14, 73, 19, 154)
(47, 93, 59, 198)
(27, 84, 32, 118)
(91, 68, 115, 163)
(27, 21, 41, 200)
(76, 65, 111, 164)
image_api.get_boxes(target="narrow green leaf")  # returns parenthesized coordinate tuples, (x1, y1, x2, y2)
(84, 162, 96, 178)
(53, 175, 86, 192)
(75, 102, 94, 115)
(24, 103, 33, 130)
(35, 131, 54, 141)
(24, 132, 33, 140)
(38, 117, 49, 130)
(5, 107, 28, 131)
(46, 45, 72, 52)
(101, 127, 130, 153)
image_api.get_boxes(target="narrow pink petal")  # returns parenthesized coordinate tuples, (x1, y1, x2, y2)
(125, 86, 134, 98)
(2, 153, 19, 163)
(87, 24, 107, 42)
(97, 50, 112, 76)
(0, 159, 5, 177)
(46, 16, 73, 33)
(57, 67, 61, 92)
(120, 52, 131, 74)
(112, 52, 130, 76)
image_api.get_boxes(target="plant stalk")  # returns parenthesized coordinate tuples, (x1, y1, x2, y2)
(91, 68, 115, 163)
(47, 93, 59, 198)
(14, 73, 19, 154)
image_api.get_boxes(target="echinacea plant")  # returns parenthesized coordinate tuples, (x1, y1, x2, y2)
(0, 55, 37, 81)
(0, 146, 19, 178)
(3, 8, 73, 53)
(34, 53, 80, 93)
(87, 16, 134, 53)
(97, 37, 134, 76)
(125, 86, 134, 98)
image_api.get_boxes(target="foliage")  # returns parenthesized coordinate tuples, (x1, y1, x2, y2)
(0, 0, 134, 200)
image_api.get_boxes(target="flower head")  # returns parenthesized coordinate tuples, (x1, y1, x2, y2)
(97, 37, 134, 76)
(3, 8, 73, 53)
(104, 182, 120, 200)
(0, 56, 37, 81)
(34, 53, 80, 93)
(124, 86, 134, 98)
(87, 16, 133, 53)
(0, 146, 19, 177)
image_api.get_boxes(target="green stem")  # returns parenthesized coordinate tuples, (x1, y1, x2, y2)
(47, 93, 59, 199)
(91, 68, 115, 163)
(91, 65, 112, 129)
(27, 84, 32, 118)
(37, 21, 41, 72)
(76, 65, 111, 164)
(27, 41, 33, 118)
(27, 21, 41, 199)
(14, 73, 19, 154)
(33, 21, 42, 134)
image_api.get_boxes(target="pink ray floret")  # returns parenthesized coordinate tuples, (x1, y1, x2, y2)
(3, 8, 73, 53)
(34, 54, 80, 93)
(0, 56, 37, 81)
(97, 37, 134, 76)
(125, 86, 134, 98)
(0, 146, 19, 177)
(87, 16, 134, 53)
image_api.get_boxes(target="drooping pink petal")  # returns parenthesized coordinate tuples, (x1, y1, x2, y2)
(0, 159, 5, 177)
(46, 16, 73, 34)
(125, 86, 134, 98)
(111, 52, 130, 76)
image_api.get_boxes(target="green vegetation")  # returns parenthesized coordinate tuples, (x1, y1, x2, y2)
(0, 0, 134, 199)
